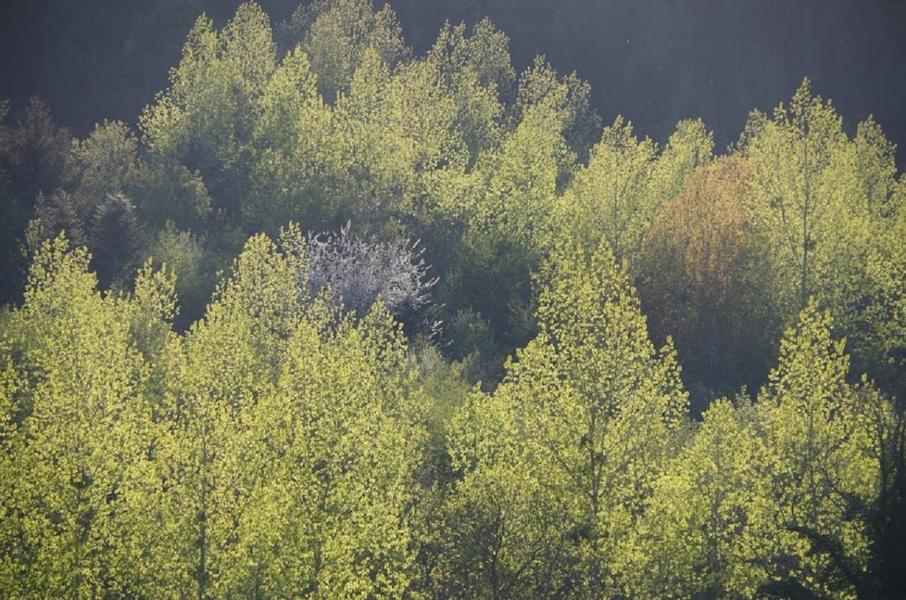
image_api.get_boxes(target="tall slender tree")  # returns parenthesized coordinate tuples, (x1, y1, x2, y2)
(445, 241, 687, 598)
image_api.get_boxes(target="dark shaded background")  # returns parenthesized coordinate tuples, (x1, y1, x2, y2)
(2, 0, 905, 165)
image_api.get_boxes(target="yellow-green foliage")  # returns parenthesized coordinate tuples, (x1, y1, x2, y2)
(628, 303, 887, 599)
(444, 242, 688, 598)
(1, 2, 904, 597)
(0, 220, 897, 600)
(0, 235, 161, 596)
(0, 233, 426, 598)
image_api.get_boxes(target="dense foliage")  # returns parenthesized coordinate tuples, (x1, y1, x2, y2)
(1, 1, 904, 597)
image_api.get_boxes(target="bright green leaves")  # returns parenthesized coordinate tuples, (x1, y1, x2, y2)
(248, 46, 336, 232)
(2, 4, 905, 598)
(562, 116, 714, 267)
(763, 300, 851, 413)
(516, 55, 601, 162)
(855, 202, 906, 398)
(0, 234, 160, 596)
(427, 19, 511, 161)
(742, 78, 905, 400)
(152, 236, 423, 598)
(0, 215, 899, 599)
(254, 48, 322, 155)
(0, 231, 427, 598)
(149, 239, 293, 597)
(752, 303, 877, 596)
(279, 0, 411, 103)
(205, 234, 301, 364)
(140, 3, 276, 215)
(559, 116, 657, 262)
(429, 18, 515, 98)
(742, 78, 852, 314)
(474, 99, 568, 248)
(630, 398, 768, 597)
(649, 118, 715, 206)
(853, 116, 898, 218)
(444, 242, 688, 597)
(248, 307, 421, 597)
(629, 303, 889, 598)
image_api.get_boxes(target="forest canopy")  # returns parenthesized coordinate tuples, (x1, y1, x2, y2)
(0, 1, 904, 598)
